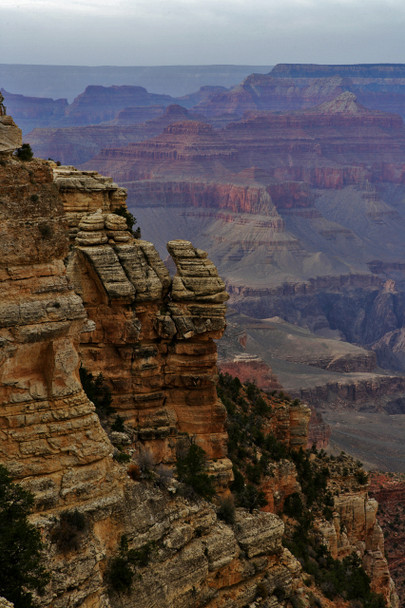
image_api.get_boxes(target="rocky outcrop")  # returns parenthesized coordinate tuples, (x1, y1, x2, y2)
(316, 491, 397, 602)
(369, 473, 405, 605)
(307, 408, 331, 449)
(295, 374, 405, 411)
(64, 85, 176, 125)
(99, 483, 304, 608)
(53, 165, 128, 239)
(52, 165, 233, 485)
(0, 151, 309, 608)
(0, 155, 127, 607)
(198, 64, 405, 121)
(0, 114, 22, 153)
(68, 214, 232, 486)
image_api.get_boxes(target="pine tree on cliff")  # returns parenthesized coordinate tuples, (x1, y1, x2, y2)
(0, 465, 49, 607)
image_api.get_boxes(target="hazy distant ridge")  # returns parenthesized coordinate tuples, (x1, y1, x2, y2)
(0, 64, 273, 101)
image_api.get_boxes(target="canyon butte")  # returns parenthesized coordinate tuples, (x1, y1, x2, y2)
(0, 106, 400, 607)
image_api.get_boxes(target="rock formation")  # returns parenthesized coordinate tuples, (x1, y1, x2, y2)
(197, 63, 405, 121)
(0, 113, 22, 154)
(0, 152, 126, 607)
(0, 88, 67, 133)
(78, 89, 405, 473)
(369, 472, 405, 605)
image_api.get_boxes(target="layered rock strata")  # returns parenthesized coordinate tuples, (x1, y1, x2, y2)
(0, 150, 307, 608)
(0, 119, 400, 607)
(369, 473, 405, 605)
(53, 165, 127, 240)
(62, 192, 232, 485)
(0, 155, 126, 607)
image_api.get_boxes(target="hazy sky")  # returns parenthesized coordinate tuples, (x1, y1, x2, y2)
(1, 0, 404, 66)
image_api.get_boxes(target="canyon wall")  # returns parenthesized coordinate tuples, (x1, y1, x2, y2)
(0, 117, 399, 607)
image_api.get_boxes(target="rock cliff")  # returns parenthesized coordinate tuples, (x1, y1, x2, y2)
(369, 473, 405, 605)
(0, 153, 126, 607)
(198, 63, 405, 121)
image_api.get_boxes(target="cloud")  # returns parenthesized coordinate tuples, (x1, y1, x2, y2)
(1, 0, 405, 65)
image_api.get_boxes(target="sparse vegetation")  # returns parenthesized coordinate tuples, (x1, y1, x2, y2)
(51, 509, 87, 552)
(176, 438, 216, 500)
(113, 450, 131, 463)
(218, 373, 290, 509)
(105, 535, 155, 594)
(0, 465, 49, 607)
(217, 496, 236, 525)
(79, 365, 114, 417)
(217, 372, 383, 608)
(15, 143, 33, 161)
(113, 206, 141, 238)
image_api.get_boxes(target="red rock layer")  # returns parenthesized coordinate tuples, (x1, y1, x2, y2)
(219, 355, 282, 392)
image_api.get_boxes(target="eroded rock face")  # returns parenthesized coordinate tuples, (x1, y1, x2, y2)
(369, 473, 405, 605)
(57, 172, 232, 485)
(316, 491, 398, 606)
(0, 114, 22, 153)
(0, 156, 125, 607)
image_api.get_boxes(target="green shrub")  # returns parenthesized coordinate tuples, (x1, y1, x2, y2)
(113, 451, 131, 464)
(355, 470, 368, 485)
(283, 492, 304, 518)
(217, 497, 236, 525)
(111, 415, 125, 432)
(113, 206, 141, 238)
(237, 483, 267, 512)
(0, 465, 49, 607)
(51, 509, 87, 552)
(127, 541, 155, 567)
(176, 439, 216, 501)
(105, 555, 133, 594)
(16, 143, 33, 161)
(79, 366, 114, 417)
(105, 537, 155, 594)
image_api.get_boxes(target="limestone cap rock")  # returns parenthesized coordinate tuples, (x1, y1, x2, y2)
(0, 115, 22, 154)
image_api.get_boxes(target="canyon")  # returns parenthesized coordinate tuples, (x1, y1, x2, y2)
(14, 64, 405, 472)
(52, 68, 405, 478)
(0, 110, 400, 607)
(80, 91, 405, 387)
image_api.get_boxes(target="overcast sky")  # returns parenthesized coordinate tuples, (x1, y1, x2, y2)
(1, 0, 404, 66)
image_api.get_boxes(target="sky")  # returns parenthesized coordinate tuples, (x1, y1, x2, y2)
(1, 0, 405, 66)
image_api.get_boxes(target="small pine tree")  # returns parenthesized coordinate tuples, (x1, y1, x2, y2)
(113, 206, 141, 238)
(176, 440, 216, 500)
(16, 143, 34, 161)
(0, 465, 49, 607)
